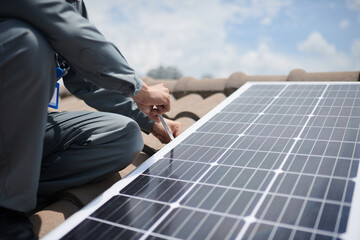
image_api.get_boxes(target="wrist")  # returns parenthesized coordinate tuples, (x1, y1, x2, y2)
(132, 83, 148, 102)
(132, 76, 143, 96)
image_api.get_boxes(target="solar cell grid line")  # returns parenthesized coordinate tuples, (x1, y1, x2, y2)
(315, 87, 357, 237)
(43, 82, 284, 238)
(53, 84, 320, 238)
(137, 136, 243, 240)
(318, 86, 356, 158)
(225, 84, 348, 238)
(235, 84, 331, 240)
(258, 86, 358, 236)
(137, 86, 291, 240)
(63, 82, 344, 238)
(43, 82, 360, 240)
(245, 84, 360, 238)
(311, 86, 360, 237)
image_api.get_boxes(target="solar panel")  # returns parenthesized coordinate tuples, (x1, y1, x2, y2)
(43, 82, 360, 240)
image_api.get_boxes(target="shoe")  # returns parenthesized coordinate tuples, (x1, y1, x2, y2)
(0, 207, 37, 240)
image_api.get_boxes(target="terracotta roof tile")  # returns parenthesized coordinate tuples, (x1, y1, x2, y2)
(168, 93, 226, 120)
(145, 69, 359, 97)
(171, 76, 197, 98)
(225, 72, 287, 95)
(50, 91, 96, 113)
(142, 132, 166, 154)
(164, 93, 226, 120)
(29, 200, 79, 238)
(288, 69, 360, 82)
(59, 84, 71, 98)
(131, 152, 151, 168)
(142, 77, 178, 92)
(165, 93, 203, 119)
(171, 76, 228, 98)
(190, 92, 226, 118)
(176, 117, 196, 130)
(59, 172, 122, 207)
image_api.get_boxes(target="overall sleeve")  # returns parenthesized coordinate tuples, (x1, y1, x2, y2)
(0, 0, 142, 96)
(63, 69, 154, 133)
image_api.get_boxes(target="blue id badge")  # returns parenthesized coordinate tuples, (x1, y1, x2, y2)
(48, 82, 60, 109)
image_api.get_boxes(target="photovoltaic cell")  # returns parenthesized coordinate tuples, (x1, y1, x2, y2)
(44, 82, 360, 240)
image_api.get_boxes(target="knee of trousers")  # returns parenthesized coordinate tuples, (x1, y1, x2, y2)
(125, 120, 144, 160)
(2, 19, 56, 99)
(114, 119, 144, 169)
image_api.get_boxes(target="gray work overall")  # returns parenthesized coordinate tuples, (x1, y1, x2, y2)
(0, 0, 153, 212)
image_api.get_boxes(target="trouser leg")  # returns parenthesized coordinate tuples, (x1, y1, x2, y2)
(38, 111, 143, 199)
(0, 20, 56, 212)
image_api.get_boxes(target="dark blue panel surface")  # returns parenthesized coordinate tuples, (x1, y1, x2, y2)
(61, 83, 360, 240)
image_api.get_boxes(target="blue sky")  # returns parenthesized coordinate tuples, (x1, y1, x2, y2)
(85, 0, 360, 78)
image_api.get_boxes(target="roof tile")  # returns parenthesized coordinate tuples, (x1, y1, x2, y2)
(183, 93, 226, 120)
(226, 72, 287, 95)
(176, 117, 196, 130)
(172, 76, 197, 98)
(30, 200, 79, 238)
(142, 77, 177, 92)
(165, 93, 203, 119)
(60, 172, 122, 207)
(288, 69, 360, 82)
(142, 132, 166, 154)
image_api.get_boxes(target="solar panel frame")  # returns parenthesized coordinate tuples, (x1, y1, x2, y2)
(42, 82, 360, 240)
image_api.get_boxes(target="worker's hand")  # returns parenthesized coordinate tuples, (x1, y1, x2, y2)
(132, 83, 170, 123)
(151, 118, 183, 143)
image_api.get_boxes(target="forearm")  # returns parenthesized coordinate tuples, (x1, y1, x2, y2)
(63, 71, 154, 133)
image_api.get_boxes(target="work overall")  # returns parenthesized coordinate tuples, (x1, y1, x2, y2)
(0, 0, 152, 212)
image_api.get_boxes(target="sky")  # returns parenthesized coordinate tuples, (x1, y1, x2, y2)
(84, 0, 360, 79)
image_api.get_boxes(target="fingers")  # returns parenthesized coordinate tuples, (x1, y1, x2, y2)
(149, 109, 161, 123)
(133, 83, 170, 107)
(150, 107, 167, 118)
(150, 108, 161, 116)
(160, 134, 170, 144)
(172, 122, 183, 137)
(148, 114, 161, 123)
(151, 121, 170, 143)
(132, 82, 171, 120)
(148, 84, 170, 110)
(164, 118, 183, 138)
(161, 100, 171, 112)
(148, 113, 160, 123)
(152, 90, 170, 113)
(151, 118, 183, 144)
(152, 115, 161, 123)
(151, 130, 168, 143)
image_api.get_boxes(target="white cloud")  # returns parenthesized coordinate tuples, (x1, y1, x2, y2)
(83, 1, 357, 77)
(84, 0, 296, 77)
(296, 53, 355, 73)
(229, 0, 292, 25)
(346, 0, 360, 11)
(85, 0, 236, 77)
(225, 32, 358, 75)
(352, 39, 360, 57)
(233, 43, 301, 75)
(297, 31, 336, 56)
(346, 0, 360, 21)
(339, 19, 350, 29)
(296, 32, 358, 72)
